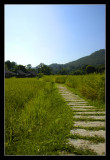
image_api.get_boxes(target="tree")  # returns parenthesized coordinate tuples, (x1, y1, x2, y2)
(5, 60, 17, 71)
(16, 65, 27, 73)
(58, 68, 68, 75)
(71, 69, 82, 75)
(96, 65, 105, 73)
(82, 65, 88, 74)
(5, 60, 12, 70)
(5, 64, 8, 69)
(36, 63, 52, 75)
(86, 65, 96, 74)
(26, 64, 32, 70)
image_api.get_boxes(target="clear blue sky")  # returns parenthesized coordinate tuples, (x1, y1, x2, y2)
(5, 4, 105, 67)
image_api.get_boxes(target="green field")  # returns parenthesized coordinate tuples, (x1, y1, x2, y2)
(42, 73, 105, 108)
(5, 77, 74, 155)
(5, 73, 105, 155)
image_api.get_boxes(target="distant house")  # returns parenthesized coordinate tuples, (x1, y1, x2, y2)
(5, 68, 17, 78)
(5, 68, 37, 78)
(28, 70, 37, 77)
(16, 70, 29, 78)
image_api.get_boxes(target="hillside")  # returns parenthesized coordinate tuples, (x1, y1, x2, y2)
(49, 49, 105, 74)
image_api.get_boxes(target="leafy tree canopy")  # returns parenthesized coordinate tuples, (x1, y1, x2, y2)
(15, 65, 27, 73)
(36, 63, 52, 75)
(86, 65, 96, 74)
(5, 60, 17, 70)
(26, 64, 32, 71)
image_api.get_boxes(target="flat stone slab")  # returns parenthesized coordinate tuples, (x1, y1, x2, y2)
(57, 84, 106, 155)
(71, 105, 95, 108)
(65, 100, 86, 102)
(70, 129, 105, 138)
(67, 102, 88, 106)
(74, 121, 105, 127)
(71, 108, 98, 111)
(68, 139, 105, 155)
(60, 92, 73, 95)
(62, 95, 81, 99)
(74, 115, 105, 120)
(74, 111, 105, 114)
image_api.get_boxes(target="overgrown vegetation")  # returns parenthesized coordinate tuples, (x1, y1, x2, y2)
(5, 70, 105, 155)
(66, 134, 105, 144)
(42, 73, 105, 108)
(49, 49, 105, 74)
(5, 49, 105, 75)
(5, 78, 73, 155)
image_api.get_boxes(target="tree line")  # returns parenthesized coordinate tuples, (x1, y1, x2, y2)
(5, 60, 105, 76)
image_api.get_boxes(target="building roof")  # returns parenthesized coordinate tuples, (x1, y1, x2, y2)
(16, 70, 27, 75)
(28, 70, 37, 75)
(5, 68, 16, 75)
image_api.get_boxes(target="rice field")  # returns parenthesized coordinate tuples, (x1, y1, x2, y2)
(42, 73, 105, 105)
(5, 77, 73, 155)
(5, 73, 105, 155)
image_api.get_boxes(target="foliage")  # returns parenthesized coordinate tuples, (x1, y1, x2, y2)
(42, 73, 105, 103)
(49, 49, 105, 74)
(5, 64, 8, 69)
(71, 69, 83, 75)
(86, 65, 96, 74)
(58, 68, 68, 75)
(5, 49, 105, 75)
(54, 75, 67, 83)
(96, 64, 105, 73)
(26, 64, 32, 70)
(36, 63, 52, 75)
(15, 65, 28, 73)
(37, 72, 44, 78)
(5, 78, 73, 155)
(5, 60, 17, 70)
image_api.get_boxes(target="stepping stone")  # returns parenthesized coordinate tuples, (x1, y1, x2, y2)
(61, 94, 84, 101)
(67, 102, 88, 106)
(71, 108, 96, 111)
(74, 115, 105, 120)
(68, 101, 88, 104)
(61, 94, 74, 96)
(74, 111, 105, 114)
(65, 100, 86, 102)
(57, 84, 106, 156)
(71, 106, 95, 108)
(72, 105, 95, 107)
(68, 139, 105, 155)
(74, 121, 105, 127)
(70, 129, 105, 138)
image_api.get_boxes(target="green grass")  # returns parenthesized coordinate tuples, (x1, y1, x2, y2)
(5, 73, 105, 155)
(5, 77, 74, 155)
(42, 73, 105, 110)
(59, 144, 98, 155)
(73, 126, 105, 131)
(73, 118, 105, 121)
(73, 109, 105, 112)
(75, 113, 105, 116)
(65, 84, 105, 110)
(66, 134, 105, 144)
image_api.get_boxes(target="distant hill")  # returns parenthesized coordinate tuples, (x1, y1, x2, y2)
(49, 49, 105, 74)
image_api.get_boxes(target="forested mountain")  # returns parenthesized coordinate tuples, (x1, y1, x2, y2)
(5, 49, 105, 77)
(49, 49, 105, 74)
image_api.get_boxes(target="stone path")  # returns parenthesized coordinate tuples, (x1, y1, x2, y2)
(57, 84, 106, 156)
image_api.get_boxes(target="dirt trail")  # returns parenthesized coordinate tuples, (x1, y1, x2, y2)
(57, 84, 106, 156)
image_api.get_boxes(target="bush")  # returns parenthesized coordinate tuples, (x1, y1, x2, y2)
(37, 73, 44, 78)
(86, 65, 96, 74)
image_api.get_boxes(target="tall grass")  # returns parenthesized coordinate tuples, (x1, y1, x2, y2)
(5, 78, 73, 155)
(42, 73, 105, 103)
(65, 73, 105, 102)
